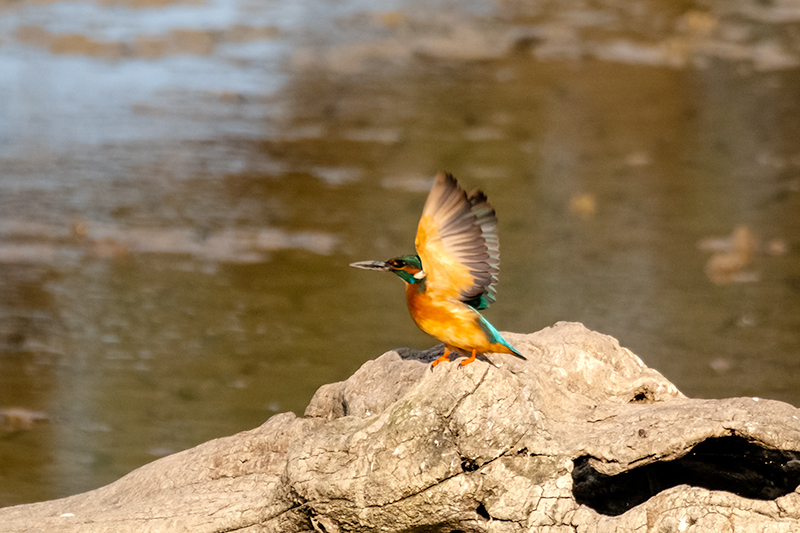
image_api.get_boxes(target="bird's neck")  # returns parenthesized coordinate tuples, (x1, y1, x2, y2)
(405, 279, 426, 296)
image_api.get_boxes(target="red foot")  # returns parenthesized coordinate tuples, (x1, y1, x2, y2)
(460, 348, 478, 366)
(431, 347, 451, 368)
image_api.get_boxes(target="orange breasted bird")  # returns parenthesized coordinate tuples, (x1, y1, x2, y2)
(350, 172, 525, 367)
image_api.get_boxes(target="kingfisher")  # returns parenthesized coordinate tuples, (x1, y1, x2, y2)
(350, 172, 525, 367)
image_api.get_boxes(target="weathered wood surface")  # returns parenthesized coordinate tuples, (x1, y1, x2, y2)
(2, 321, 800, 532)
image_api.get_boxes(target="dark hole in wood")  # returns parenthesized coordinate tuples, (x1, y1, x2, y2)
(475, 502, 490, 520)
(572, 436, 800, 516)
(461, 457, 479, 472)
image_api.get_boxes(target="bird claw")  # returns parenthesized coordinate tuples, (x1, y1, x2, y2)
(459, 348, 478, 366)
(430, 348, 451, 370)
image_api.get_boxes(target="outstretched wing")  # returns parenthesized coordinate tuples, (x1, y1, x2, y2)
(414, 172, 500, 309)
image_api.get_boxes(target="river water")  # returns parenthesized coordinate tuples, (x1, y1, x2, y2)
(1, 0, 799, 506)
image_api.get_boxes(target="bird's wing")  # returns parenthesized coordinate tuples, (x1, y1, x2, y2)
(414, 172, 499, 309)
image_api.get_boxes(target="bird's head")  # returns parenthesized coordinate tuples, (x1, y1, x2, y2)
(350, 254, 426, 284)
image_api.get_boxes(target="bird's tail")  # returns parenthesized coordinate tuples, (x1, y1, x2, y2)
(478, 316, 527, 361)
(500, 340, 526, 361)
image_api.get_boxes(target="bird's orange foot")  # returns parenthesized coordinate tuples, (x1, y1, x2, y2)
(431, 347, 451, 369)
(459, 348, 478, 366)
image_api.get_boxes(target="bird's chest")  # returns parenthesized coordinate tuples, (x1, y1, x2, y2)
(404, 284, 480, 347)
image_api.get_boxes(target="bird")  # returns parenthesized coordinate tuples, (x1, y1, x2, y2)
(350, 172, 525, 367)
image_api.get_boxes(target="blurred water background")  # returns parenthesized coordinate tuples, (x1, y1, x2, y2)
(1, 0, 799, 507)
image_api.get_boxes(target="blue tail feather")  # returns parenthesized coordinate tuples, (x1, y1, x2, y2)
(477, 315, 526, 360)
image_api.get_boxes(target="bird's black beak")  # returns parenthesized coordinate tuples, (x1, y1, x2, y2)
(349, 260, 390, 271)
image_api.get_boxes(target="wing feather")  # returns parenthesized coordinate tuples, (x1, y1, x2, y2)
(414, 172, 500, 309)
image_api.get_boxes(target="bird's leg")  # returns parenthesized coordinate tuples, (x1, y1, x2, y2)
(460, 348, 478, 366)
(431, 347, 451, 368)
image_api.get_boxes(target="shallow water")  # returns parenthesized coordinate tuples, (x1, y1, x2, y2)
(1, 0, 800, 507)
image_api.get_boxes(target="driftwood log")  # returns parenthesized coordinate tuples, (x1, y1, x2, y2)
(2, 321, 800, 532)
